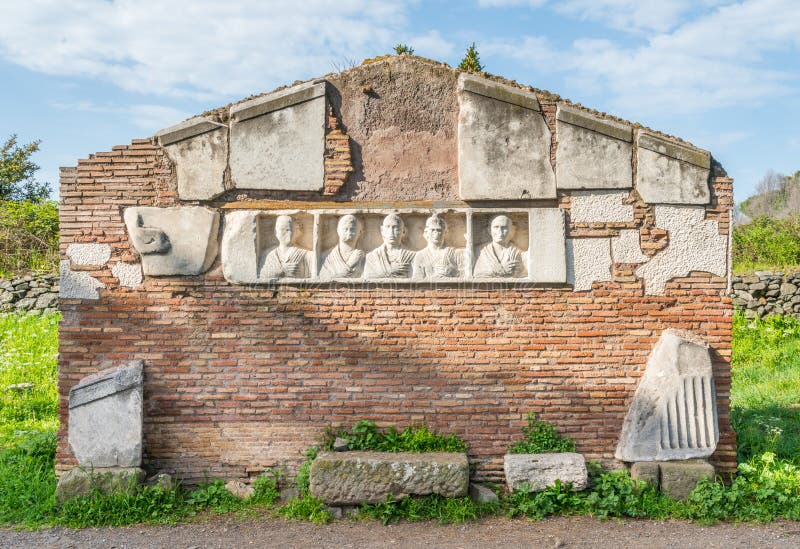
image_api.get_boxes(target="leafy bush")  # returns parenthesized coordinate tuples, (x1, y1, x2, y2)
(508, 413, 576, 454)
(249, 469, 281, 506)
(680, 453, 800, 523)
(277, 493, 333, 524)
(185, 479, 244, 513)
(326, 421, 467, 453)
(732, 215, 800, 273)
(0, 199, 59, 276)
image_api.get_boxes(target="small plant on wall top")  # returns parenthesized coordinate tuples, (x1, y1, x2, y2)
(508, 413, 577, 454)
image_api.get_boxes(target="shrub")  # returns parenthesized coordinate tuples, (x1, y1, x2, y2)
(508, 413, 576, 454)
(0, 199, 59, 276)
(249, 469, 281, 506)
(732, 215, 800, 273)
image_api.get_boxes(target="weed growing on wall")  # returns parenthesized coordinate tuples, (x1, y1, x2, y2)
(507, 413, 577, 454)
(324, 421, 468, 453)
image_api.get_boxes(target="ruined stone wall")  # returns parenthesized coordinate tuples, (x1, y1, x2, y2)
(57, 56, 735, 483)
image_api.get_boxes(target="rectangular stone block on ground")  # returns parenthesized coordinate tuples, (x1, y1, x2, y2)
(504, 452, 588, 492)
(309, 451, 469, 505)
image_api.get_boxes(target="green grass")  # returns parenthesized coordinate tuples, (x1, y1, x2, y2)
(2, 310, 800, 527)
(731, 313, 800, 462)
(0, 311, 59, 447)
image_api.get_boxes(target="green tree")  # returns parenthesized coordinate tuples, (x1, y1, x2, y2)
(394, 43, 414, 55)
(0, 134, 51, 201)
(458, 43, 483, 73)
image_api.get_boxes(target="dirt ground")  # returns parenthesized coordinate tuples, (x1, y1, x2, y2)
(1, 515, 799, 549)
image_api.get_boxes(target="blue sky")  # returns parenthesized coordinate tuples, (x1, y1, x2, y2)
(1, 0, 798, 204)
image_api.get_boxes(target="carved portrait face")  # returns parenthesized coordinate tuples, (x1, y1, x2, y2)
(380, 214, 405, 246)
(423, 215, 446, 247)
(490, 215, 514, 245)
(274, 215, 295, 246)
(337, 214, 361, 245)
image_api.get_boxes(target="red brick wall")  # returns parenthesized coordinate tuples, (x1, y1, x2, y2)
(58, 141, 735, 483)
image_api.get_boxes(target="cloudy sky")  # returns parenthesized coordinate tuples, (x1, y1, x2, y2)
(1, 0, 798, 203)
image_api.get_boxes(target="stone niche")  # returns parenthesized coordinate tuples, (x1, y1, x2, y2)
(229, 81, 327, 192)
(221, 207, 566, 284)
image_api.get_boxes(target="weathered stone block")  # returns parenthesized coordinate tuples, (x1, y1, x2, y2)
(230, 81, 326, 191)
(630, 462, 660, 487)
(56, 466, 146, 504)
(556, 105, 632, 190)
(124, 206, 220, 276)
(156, 116, 228, 200)
(68, 361, 143, 468)
(616, 330, 718, 462)
(529, 208, 567, 283)
(659, 461, 714, 500)
(309, 451, 469, 505)
(503, 453, 588, 492)
(636, 132, 711, 205)
(457, 73, 555, 200)
(468, 483, 499, 504)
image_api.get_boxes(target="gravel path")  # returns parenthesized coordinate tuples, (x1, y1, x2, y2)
(2, 516, 799, 548)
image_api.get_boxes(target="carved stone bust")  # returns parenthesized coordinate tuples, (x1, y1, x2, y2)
(260, 215, 311, 279)
(363, 214, 415, 279)
(320, 214, 366, 279)
(473, 214, 525, 278)
(412, 214, 463, 280)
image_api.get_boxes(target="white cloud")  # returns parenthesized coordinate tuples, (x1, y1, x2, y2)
(49, 100, 189, 131)
(0, 0, 409, 99)
(484, 0, 800, 115)
(407, 30, 455, 59)
(477, 0, 547, 6)
(555, 0, 731, 33)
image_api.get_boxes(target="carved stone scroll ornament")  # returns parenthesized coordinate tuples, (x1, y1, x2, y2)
(363, 214, 416, 279)
(129, 214, 170, 255)
(474, 214, 526, 278)
(615, 330, 719, 462)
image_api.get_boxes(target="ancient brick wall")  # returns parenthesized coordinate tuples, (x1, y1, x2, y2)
(57, 56, 735, 484)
